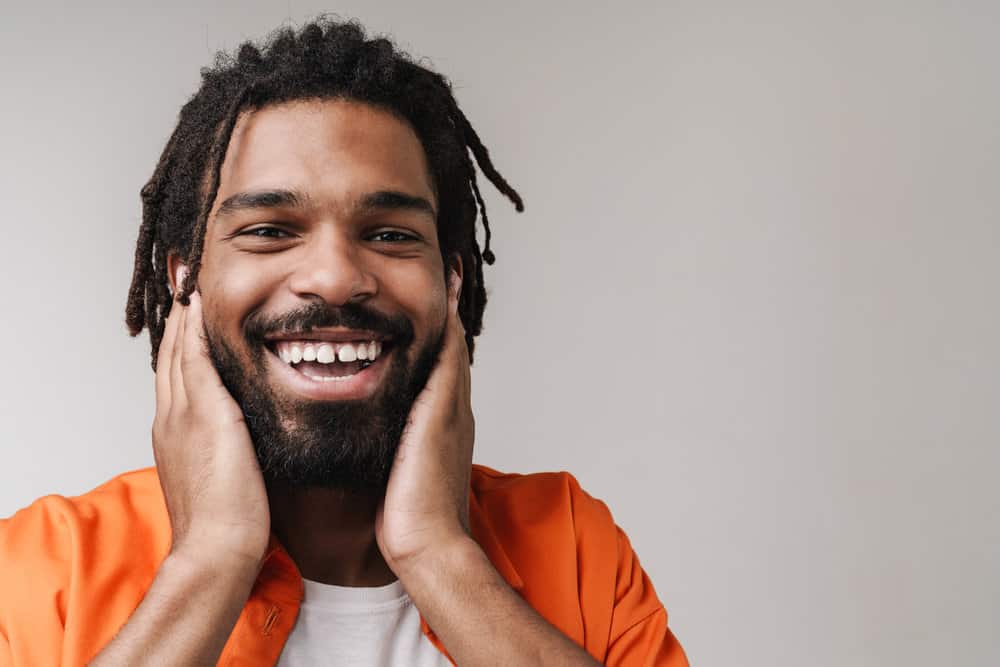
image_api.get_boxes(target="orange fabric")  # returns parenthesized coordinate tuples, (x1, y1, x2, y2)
(0, 465, 688, 666)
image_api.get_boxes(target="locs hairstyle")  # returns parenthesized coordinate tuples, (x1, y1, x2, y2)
(124, 18, 523, 367)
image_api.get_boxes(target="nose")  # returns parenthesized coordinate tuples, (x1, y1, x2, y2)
(287, 232, 377, 306)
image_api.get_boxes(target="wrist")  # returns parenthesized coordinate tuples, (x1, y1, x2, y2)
(169, 533, 266, 583)
(391, 533, 487, 584)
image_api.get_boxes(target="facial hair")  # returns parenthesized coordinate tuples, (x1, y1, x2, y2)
(203, 300, 444, 494)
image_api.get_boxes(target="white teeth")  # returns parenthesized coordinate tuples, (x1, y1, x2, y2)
(274, 339, 383, 365)
(338, 344, 358, 363)
(300, 369, 359, 382)
(316, 344, 336, 363)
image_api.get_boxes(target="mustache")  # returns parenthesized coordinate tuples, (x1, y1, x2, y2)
(244, 301, 415, 347)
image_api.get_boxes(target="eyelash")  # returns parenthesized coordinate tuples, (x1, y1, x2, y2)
(241, 227, 291, 239)
(239, 227, 418, 242)
(370, 230, 419, 243)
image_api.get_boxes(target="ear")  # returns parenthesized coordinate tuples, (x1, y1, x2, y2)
(166, 253, 188, 296)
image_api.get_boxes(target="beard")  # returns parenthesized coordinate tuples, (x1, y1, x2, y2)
(203, 300, 444, 494)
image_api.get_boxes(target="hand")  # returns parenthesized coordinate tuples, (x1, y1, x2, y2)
(375, 269, 475, 570)
(152, 270, 271, 567)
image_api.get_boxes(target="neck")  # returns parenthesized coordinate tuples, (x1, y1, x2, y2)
(266, 481, 396, 587)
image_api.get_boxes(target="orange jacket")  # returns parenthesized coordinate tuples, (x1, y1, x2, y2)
(0, 465, 687, 666)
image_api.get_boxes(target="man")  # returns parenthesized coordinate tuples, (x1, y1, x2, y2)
(0, 19, 687, 666)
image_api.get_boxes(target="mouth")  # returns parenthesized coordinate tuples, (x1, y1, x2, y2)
(263, 337, 395, 401)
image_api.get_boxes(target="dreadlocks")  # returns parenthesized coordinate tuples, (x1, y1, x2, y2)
(125, 18, 523, 370)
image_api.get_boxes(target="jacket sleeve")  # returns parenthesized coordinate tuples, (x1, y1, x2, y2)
(562, 471, 688, 666)
(603, 526, 689, 666)
(564, 472, 689, 666)
(0, 498, 71, 666)
(0, 629, 13, 667)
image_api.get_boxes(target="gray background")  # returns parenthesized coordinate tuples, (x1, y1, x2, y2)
(1, 1, 997, 665)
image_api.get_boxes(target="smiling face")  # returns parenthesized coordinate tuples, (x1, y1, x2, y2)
(169, 98, 459, 492)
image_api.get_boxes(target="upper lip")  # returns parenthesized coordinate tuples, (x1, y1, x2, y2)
(264, 329, 392, 343)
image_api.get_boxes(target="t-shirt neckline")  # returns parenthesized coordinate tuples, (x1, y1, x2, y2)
(300, 576, 408, 610)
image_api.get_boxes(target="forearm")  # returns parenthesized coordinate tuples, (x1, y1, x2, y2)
(89, 547, 259, 666)
(398, 538, 601, 667)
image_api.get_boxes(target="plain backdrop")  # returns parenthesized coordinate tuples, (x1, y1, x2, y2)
(1, 1, 998, 665)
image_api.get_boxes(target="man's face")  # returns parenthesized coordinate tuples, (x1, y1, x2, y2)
(173, 99, 453, 493)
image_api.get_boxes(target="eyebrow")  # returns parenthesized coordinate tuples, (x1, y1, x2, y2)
(215, 188, 436, 220)
(215, 188, 307, 219)
(357, 190, 436, 219)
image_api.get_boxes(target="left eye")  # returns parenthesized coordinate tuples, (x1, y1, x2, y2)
(371, 231, 418, 242)
(242, 227, 291, 239)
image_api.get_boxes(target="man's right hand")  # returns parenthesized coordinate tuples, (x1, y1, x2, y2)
(89, 274, 270, 665)
(152, 269, 271, 565)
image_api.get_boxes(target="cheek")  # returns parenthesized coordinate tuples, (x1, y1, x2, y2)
(199, 263, 274, 338)
(394, 269, 447, 329)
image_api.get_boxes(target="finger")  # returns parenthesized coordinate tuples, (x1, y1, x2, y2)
(170, 297, 189, 408)
(156, 298, 183, 409)
(447, 270, 471, 389)
(451, 313, 470, 397)
(448, 267, 461, 318)
(180, 289, 228, 400)
(424, 271, 469, 398)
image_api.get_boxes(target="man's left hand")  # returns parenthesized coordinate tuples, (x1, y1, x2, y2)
(375, 268, 475, 571)
(372, 269, 606, 667)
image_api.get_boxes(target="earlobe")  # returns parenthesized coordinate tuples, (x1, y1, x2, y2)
(167, 253, 188, 295)
(448, 254, 464, 298)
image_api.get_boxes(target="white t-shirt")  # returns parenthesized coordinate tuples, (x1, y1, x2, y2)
(275, 577, 451, 666)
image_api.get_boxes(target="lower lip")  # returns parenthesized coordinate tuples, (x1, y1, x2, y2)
(266, 345, 392, 401)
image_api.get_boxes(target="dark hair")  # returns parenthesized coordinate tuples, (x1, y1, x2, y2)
(125, 17, 522, 369)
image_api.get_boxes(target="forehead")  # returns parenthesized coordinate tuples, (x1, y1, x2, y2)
(214, 98, 436, 211)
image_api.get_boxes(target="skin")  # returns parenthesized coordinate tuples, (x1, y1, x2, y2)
(90, 99, 599, 666)
(183, 98, 457, 586)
